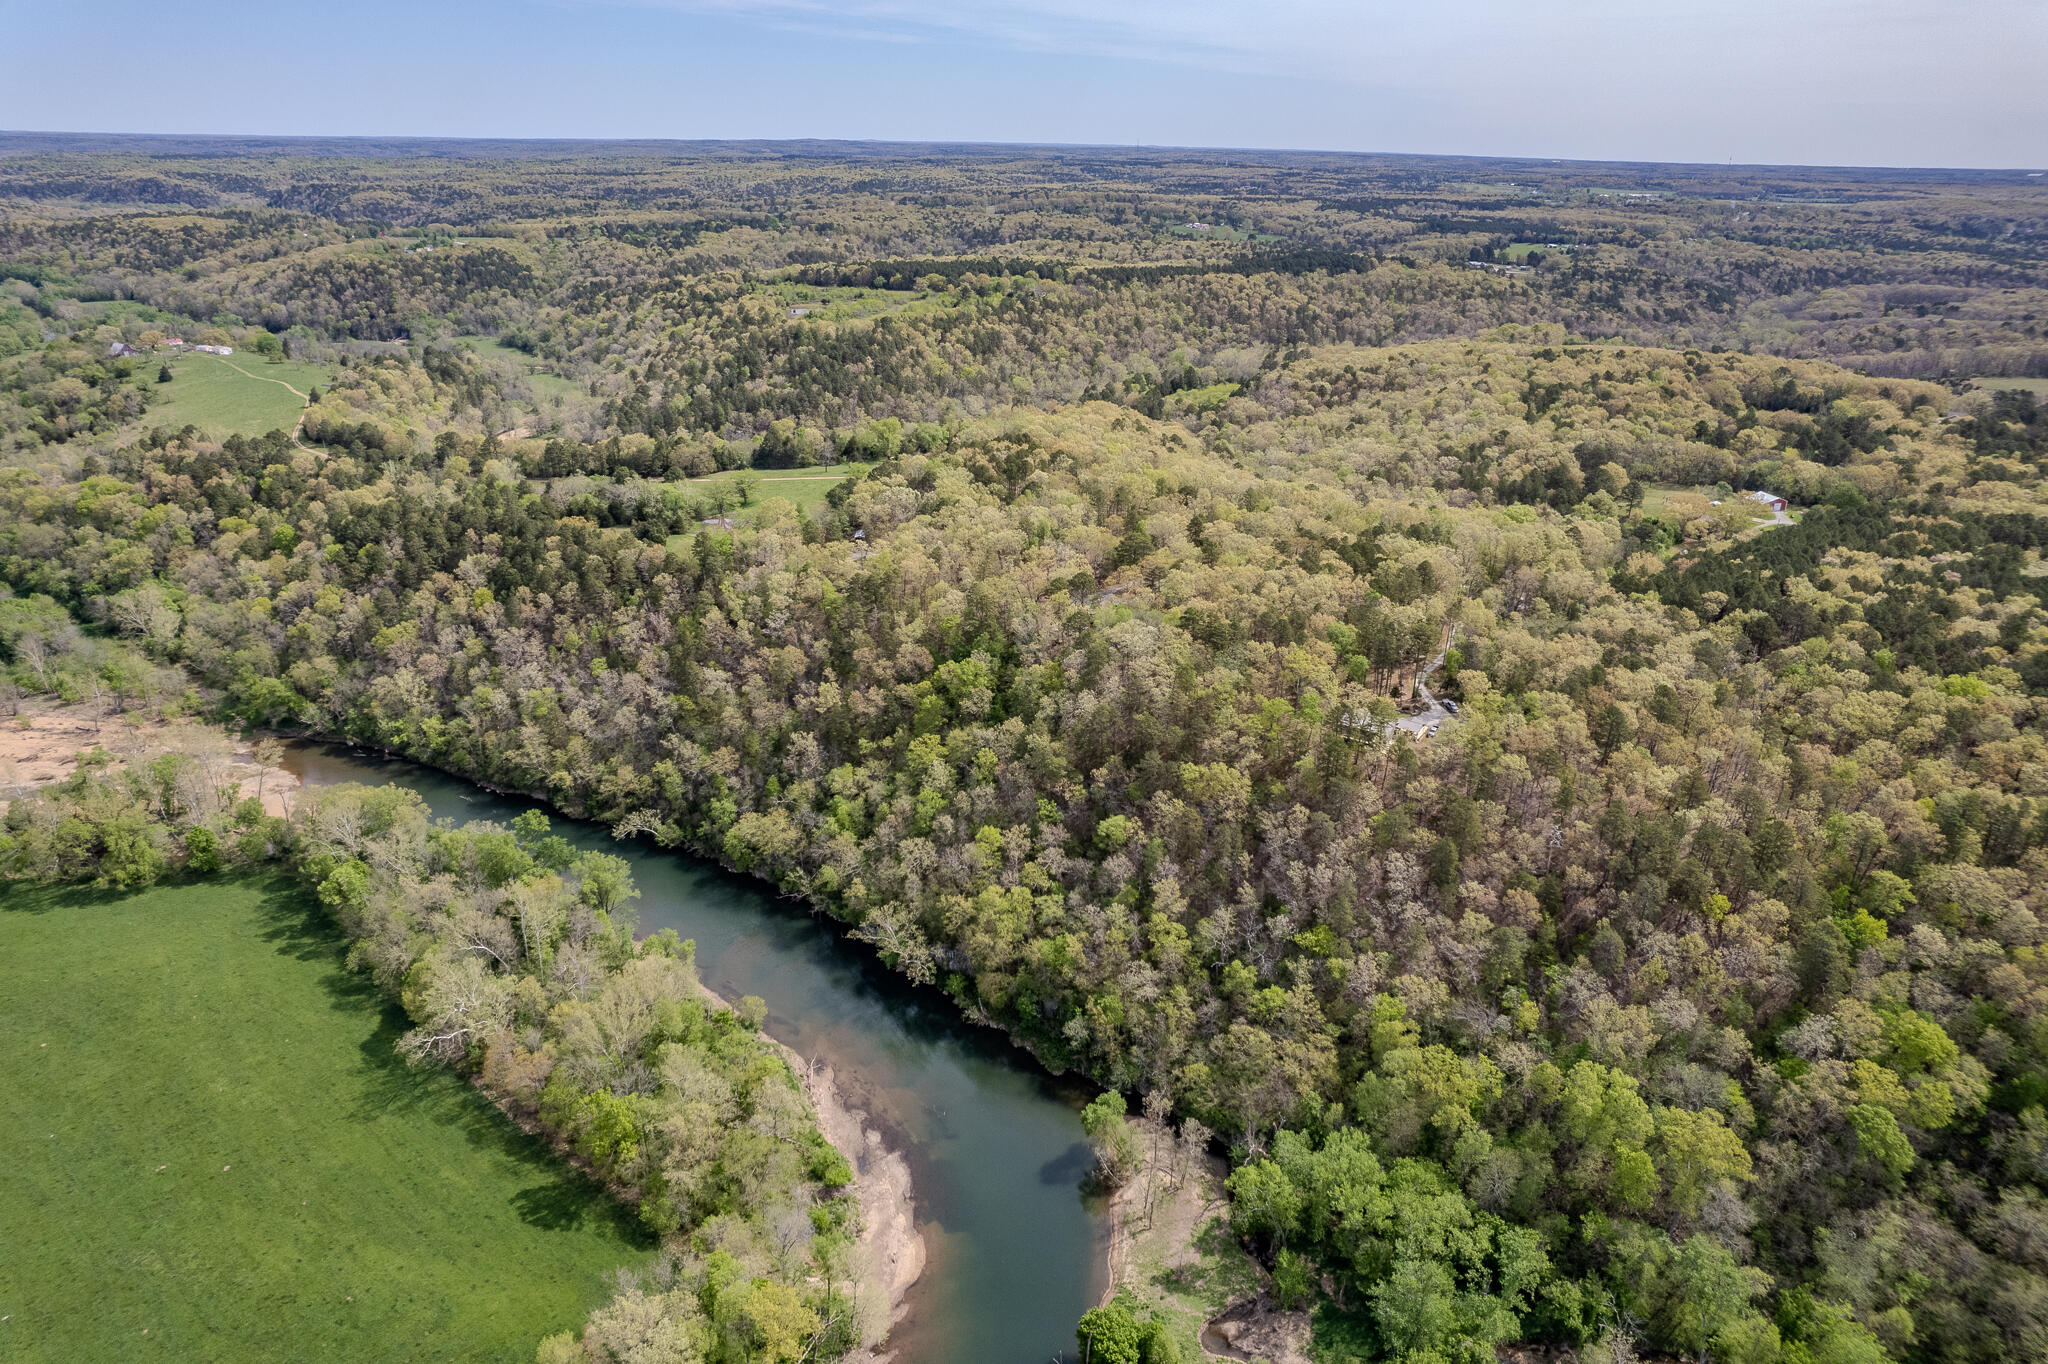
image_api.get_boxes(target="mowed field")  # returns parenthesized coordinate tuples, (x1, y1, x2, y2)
(688, 463, 873, 517)
(131, 353, 333, 440)
(0, 875, 648, 1363)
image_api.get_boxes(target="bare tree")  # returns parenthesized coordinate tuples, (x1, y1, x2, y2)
(448, 898, 520, 971)
(1177, 1119, 1213, 1194)
(1142, 1089, 1173, 1221)
(107, 585, 182, 653)
(551, 942, 600, 1001)
(398, 955, 513, 1064)
(611, 808, 664, 842)
(252, 737, 285, 810)
(769, 1205, 818, 1281)
(17, 634, 49, 689)
(512, 877, 569, 965)
(306, 795, 368, 860)
(850, 901, 937, 985)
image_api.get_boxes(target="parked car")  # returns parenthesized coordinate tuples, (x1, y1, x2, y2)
(1442, 699, 1459, 714)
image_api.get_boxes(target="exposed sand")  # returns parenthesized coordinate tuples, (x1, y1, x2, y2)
(1100, 1117, 1307, 1364)
(691, 981, 925, 1357)
(1101, 1117, 1225, 1302)
(798, 1060, 926, 1358)
(1202, 1297, 1312, 1364)
(0, 704, 299, 817)
(7, 707, 922, 1348)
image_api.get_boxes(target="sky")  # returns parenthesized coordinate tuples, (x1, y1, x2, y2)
(0, 0, 2042, 168)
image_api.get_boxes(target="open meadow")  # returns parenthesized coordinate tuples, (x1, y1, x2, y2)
(131, 353, 332, 441)
(0, 875, 648, 1363)
(684, 462, 873, 519)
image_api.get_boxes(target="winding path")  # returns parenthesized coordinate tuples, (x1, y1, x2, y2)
(1394, 623, 1462, 736)
(201, 353, 315, 450)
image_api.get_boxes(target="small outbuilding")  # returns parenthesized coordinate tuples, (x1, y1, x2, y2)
(1750, 490, 1789, 513)
(107, 341, 139, 357)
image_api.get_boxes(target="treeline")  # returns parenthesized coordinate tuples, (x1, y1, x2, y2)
(1, 739, 284, 888)
(12, 138, 2048, 1364)
(6, 334, 2048, 1358)
(12, 327, 2048, 1359)
(0, 338, 152, 445)
(297, 786, 870, 1363)
(1, 738, 874, 1364)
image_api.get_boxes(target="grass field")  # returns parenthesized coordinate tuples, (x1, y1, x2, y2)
(451, 335, 586, 405)
(0, 875, 648, 1363)
(758, 282, 965, 324)
(686, 463, 873, 519)
(1976, 376, 2048, 398)
(131, 353, 333, 440)
(1639, 483, 1698, 516)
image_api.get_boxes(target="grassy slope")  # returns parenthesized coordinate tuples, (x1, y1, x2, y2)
(666, 464, 875, 533)
(130, 353, 332, 440)
(0, 874, 648, 1363)
(451, 335, 585, 405)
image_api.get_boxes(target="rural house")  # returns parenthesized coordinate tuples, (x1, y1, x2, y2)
(1750, 490, 1789, 512)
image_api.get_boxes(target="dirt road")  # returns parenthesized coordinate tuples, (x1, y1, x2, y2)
(209, 354, 315, 450)
(1394, 624, 1461, 736)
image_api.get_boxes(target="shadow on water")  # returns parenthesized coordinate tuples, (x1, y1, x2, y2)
(1039, 1141, 1099, 1187)
(286, 742, 1107, 1364)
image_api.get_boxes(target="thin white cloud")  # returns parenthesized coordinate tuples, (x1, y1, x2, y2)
(606, 0, 2042, 86)
(604, 0, 1318, 72)
(589, 0, 2047, 163)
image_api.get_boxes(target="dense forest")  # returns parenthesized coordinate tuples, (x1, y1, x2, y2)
(6, 136, 2048, 1364)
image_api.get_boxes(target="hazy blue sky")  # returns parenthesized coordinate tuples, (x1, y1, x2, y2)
(1, 0, 2041, 167)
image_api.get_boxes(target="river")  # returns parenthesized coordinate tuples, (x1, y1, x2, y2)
(286, 745, 1106, 1364)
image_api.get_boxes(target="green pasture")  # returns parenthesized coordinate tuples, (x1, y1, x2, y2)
(451, 335, 585, 405)
(0, 874, 647, 1363)
(1638, 483, 1696, 516)
(1642, 483, 1790, 519)
(132, 353, 332, 440)
(1975, 377, 2048, 398)
(685, 463, 873, 519)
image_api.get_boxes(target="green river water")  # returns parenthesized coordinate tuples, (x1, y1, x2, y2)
(288, 745, 1106, 1364)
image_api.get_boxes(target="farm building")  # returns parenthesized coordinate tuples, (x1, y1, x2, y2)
(106, 341, 139, 357)
(1749, 490, 1789, 513)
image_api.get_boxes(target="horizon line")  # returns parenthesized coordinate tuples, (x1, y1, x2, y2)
(1, 128, 2042, 178)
